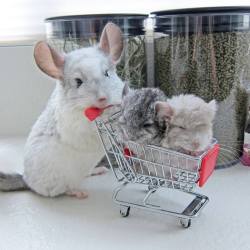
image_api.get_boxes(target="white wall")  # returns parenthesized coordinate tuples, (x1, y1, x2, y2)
(1, 0, 250, 41)
(0, 45, 54, 136)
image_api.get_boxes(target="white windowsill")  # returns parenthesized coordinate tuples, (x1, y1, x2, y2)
(0, 34, 46, 47)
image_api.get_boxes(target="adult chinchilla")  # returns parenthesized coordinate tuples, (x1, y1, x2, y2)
(0, 23, 125, 198)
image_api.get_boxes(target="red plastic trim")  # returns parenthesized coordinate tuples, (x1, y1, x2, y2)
(198, 144, 220, 187)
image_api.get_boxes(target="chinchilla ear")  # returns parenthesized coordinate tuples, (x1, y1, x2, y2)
(208, 100, 217, 113)
(99, 22, 123, 64)
(207, 99, 217, 120)
(154, 101, 174, 121)
(34, 41, 65, 80)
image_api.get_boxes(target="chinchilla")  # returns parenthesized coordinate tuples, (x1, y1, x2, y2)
(0, 23, 125, 198)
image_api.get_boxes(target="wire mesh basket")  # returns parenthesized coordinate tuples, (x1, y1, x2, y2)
(95, 111, 219, 228)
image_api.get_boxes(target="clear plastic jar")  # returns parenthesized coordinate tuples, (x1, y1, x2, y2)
(45, 14, 148, 87)
(152, 7, 250, 168)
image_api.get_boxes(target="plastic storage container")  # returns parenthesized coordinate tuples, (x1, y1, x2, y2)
(152, 7, 250, 168)
(45, 14, 148, 87)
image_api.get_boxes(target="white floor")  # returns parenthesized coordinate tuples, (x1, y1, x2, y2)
(0, 136, 250, 250)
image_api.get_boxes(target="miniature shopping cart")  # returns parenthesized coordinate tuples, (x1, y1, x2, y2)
(95, 111, 219, 228)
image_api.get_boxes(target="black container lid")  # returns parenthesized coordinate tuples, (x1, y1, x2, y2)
(151, 6, 250, 15)
(45, 14, 147, 38)
(151, 6, 250, 33)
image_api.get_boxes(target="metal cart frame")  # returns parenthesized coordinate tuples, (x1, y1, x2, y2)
(95, 112, 218, 228)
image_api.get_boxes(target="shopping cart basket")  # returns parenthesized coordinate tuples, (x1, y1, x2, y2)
(95, 111, 219, 228)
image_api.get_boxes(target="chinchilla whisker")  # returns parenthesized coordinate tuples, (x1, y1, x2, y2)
(217, 139, 244, 143)
(219, 147, 241, 155)
(219, 144, 243, 153)
(218, 151, 238, 163)
(219, 148, 241, 159)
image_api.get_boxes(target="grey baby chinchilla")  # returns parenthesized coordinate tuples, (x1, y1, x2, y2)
(118, 86, 167, 145)
(0, 22, 125, 198)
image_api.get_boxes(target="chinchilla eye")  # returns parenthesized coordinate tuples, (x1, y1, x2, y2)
(143, 123, 153, 128)
(178, 125, 185, 129)
(104, 70, 109, 77)
(75, 78, 83, 88)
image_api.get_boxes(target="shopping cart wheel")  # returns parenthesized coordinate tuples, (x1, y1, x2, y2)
(180, 218, 191, 228)
(120, 206, 130, 217)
